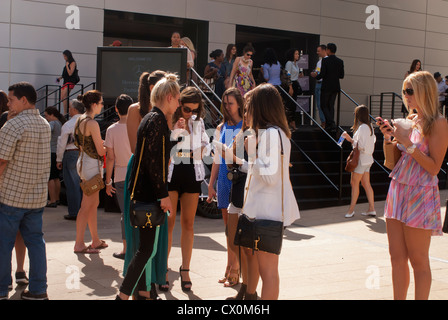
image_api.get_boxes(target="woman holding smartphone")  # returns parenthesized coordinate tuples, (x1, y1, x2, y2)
(377, 71, 448, 300)
(242, 83, 300, 300)
(166, 87, 210, 292)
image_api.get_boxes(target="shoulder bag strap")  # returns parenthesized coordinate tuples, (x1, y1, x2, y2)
(130, 134, 166, 200)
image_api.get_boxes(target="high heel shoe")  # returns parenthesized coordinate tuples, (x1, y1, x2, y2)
(223, 268, 239, 287)
(226, 284, 246, 300)
(158, 269, 169, 292)
(218, 266, 231, 283)
(179, 266, 192, 292)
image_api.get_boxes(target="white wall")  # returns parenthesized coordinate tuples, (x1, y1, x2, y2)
(1, 0, 448, 124)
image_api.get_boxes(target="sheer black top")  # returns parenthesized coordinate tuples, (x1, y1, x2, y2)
(129, 107, 174, 203)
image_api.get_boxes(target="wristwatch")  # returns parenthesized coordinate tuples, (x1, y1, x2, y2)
(406, 144, 417, 154)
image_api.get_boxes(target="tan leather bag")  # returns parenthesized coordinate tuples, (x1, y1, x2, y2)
(383, 141, 402, 170)
(77, 117, 104, 196)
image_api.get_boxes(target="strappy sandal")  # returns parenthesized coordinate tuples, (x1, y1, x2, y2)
(218, 266, 231, 284)
(74, 245, 99, 254)
(92, 240, 108, 250)
(159, 269, 169, 292)
(179, 266, 192, 292)
(224, 268, 239, 287)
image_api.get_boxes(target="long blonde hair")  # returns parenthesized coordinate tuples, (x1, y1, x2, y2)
(403, 71, 440, 136)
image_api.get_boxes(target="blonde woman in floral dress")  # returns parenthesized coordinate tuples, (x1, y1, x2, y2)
(229, 45, 256, 96)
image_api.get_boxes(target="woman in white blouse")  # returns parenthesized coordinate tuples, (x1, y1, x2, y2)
(242, 83, 300, 300)
(166, 87, 210, 292)
(342, 105, 376, 218)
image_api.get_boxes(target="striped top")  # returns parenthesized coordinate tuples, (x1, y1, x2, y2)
(390, 128, 438, 187)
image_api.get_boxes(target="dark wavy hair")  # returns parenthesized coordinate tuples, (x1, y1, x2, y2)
(172, 86, 205, 124)
(63, 50, 75, 64)
(45, 106, 66, 124)
(138, 70, 167, 118)
(78, 90, 102, 111)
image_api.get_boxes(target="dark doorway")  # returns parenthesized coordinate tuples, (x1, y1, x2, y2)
(235, 25, 320, 92)
(103, 10, 209, 76)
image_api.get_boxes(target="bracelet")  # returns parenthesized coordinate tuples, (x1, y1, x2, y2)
(105, 179, 113, 186)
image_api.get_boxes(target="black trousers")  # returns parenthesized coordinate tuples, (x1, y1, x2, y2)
(320, 90, 338, 129)
(119, 226, 157, 296)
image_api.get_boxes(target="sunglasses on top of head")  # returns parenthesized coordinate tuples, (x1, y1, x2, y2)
(402, 88, 414, 96)
(182, 106, 200, 114)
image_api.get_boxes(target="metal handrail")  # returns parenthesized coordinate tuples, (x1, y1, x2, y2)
(278, 85, 342, 147)
(190, 80, 223, 118)
(190, 68, 223, 104)
(277, 85, 344, 197)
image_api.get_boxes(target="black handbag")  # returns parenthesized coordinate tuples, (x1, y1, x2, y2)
(129, 136, 166, 229)
(234, 129, 285, 255)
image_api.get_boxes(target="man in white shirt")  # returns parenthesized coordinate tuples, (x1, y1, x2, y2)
(434, 72, 448, 111)
(56, 99, 84, 220)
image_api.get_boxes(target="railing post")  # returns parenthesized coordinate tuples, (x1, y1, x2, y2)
(336, 91, 341, 128)
(391, 93, 396, 120)
(339, 146, 343, 200)
(379, 93, 384, 118)
(58, 86, 62, 113)
(45, 85, 49, 110)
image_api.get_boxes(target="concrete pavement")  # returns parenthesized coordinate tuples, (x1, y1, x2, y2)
(8, 190, 448, 300)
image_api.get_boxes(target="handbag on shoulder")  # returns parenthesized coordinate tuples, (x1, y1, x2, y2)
(129, 136, 166, 229)
(234, 129, 285, 255)
(77, 117, 104, 196)
(345, 145, 360, 172)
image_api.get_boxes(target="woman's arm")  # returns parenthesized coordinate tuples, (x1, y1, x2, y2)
(88, 120, 106, 157)
(66, 62, 76, 76)
(228, 57, 240, 85)
(105, 147, 116, 196)
(126, 103, 141, 154)
(249, 61, 256, 88)
(206, 124, 222, 202)
(397, 118, 448, 176)
(203, 65, 217, 79)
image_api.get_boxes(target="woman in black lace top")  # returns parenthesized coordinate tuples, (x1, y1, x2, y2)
(117, 74, 180, 300)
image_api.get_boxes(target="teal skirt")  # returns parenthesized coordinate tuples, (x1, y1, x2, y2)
(123, 155, 168, 289)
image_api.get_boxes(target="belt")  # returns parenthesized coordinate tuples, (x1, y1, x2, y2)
(65, 149, 79, 152)
(176, 151, 193, 158)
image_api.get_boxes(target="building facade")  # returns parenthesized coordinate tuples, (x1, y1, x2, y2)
(1, 0, 448, 125)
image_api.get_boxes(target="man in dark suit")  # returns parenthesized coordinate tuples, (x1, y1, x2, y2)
(312, 43, 344, 132)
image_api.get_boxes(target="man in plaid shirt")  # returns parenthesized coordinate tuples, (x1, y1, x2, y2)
(0, 82, 51, 300)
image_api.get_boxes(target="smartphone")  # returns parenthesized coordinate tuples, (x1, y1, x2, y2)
(376, 117, 394, 133)
(376, 117, 384, 125)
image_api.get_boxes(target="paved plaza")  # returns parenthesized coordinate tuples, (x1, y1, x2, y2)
(8, 190, 448, 300)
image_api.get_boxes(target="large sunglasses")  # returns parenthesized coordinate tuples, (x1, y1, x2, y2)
(402, 88, 414, 96)
(182, 106, 200, 114)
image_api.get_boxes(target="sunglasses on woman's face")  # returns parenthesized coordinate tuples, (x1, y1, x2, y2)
(182, 106, 199, 114)
(402, 88, 414, 96)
